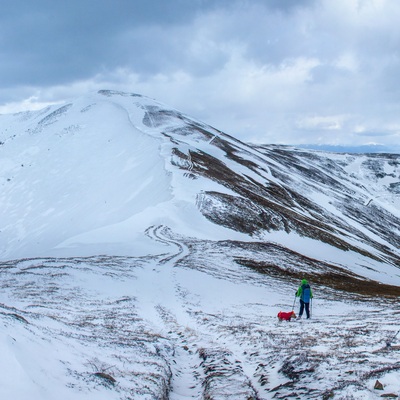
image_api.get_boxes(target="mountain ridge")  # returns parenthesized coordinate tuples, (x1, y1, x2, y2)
(1, 89, 400, 285)
(2, 90, 400, 399)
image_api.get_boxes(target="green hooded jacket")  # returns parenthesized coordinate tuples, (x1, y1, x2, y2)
(296, 279, 313, 301)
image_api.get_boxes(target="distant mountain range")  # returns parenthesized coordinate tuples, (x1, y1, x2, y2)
(296, 143, 400, 154)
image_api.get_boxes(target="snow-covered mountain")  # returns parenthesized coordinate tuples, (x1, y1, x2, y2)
(1, 90, 400, 399)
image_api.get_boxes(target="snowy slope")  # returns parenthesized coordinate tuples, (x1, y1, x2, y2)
(0, 90, 250, 260)
(1, 90, 400, 399)
(2, 90, 400, 281)
(1, 239, 400, 399)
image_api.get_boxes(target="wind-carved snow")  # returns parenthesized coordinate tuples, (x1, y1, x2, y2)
(1, 90, 400, 399)
(0, 95, 174, 260)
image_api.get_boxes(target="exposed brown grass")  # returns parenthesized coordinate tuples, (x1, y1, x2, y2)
(236, 258, 400, 299)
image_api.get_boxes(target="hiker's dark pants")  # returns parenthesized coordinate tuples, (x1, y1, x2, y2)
(299, 300, 310, 318)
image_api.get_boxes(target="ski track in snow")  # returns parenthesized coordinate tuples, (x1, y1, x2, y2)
(143, 225, 205, 399)
(145, 225, 187, 265)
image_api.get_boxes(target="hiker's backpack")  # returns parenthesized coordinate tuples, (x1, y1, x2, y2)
(301, 284, 311, 302)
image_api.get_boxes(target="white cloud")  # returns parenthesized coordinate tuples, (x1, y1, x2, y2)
(296, 115, 347, 131)
(0, 96, 62, 114)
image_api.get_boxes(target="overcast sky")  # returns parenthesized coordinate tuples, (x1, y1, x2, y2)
(1, 0, 400, 151)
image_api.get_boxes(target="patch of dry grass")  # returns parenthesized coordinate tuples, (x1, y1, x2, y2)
(236, 258, 400, 299)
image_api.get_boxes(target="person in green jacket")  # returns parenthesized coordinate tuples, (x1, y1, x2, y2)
(296, 279, 313, 319)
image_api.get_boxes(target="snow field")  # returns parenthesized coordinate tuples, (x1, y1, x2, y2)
(2, 228, 400, 399)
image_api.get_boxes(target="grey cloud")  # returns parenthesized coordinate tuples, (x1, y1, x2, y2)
(0, 0, 321, 88)
(2, 0, 400, 151)
(308, 65, 353, 84)
(0, 0, 238, 86)
(356, 130, 397, 138)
